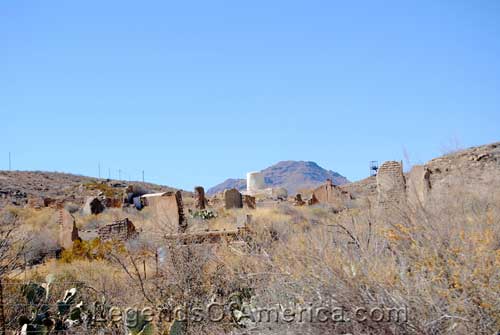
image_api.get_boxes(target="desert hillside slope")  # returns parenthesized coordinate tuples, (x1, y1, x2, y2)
(0, 170, 176, 209)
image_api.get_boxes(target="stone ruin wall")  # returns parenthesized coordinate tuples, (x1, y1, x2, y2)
(98, 218, 137, 241)
(194, 186, 206, 210)
(376, 161, 407, 211)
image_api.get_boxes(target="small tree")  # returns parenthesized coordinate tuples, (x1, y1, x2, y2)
(0, 209, 29, 335)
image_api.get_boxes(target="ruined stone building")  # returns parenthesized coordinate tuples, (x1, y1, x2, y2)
(97, 218, 137, 242)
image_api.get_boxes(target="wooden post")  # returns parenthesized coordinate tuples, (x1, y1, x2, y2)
(24, 253, 27, 282)
(155, 250, 158, 276)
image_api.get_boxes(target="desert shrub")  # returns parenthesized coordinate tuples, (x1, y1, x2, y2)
(60, 239, 124, 263)
(64, 202, 80, 214)
(215, 192, 500, 334)
(2, 207, 59, 264)
(84, 181, 122, 198)
(24, 230, 59, 265)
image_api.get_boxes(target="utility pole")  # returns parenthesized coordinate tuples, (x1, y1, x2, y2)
(8, 152, 11, 171)
(142, 170, 145, 183)
(98, 162, 101, 179)
(108, 168, 111, 179)
(118, 169, 122, 180)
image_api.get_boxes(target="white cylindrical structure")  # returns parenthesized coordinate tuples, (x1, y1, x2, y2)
(247, 171, 265, 194)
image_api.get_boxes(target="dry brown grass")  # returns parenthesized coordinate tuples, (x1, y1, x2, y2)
(213, 188, 500, 334)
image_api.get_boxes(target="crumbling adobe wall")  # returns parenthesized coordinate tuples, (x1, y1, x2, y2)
(145, 191, 186, 233)
(376, 161, 406, 211)
(224, 188, 243, 209)
(406, 165, 431, 207)
(58, 208, 80, 249)
(243, 195, 256, 209)
(312, 179, 351, 211)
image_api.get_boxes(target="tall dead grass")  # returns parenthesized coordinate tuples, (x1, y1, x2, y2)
(216, 187, 500, 334)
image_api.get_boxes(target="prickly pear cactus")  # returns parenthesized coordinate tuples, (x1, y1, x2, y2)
(125, 309, 154, 335)
(17, 275, 86, 334)
(190, 209, 217, 220)
(168, 319, 187, 335)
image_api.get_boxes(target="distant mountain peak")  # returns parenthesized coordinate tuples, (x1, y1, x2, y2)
(207, 161, 348, 195)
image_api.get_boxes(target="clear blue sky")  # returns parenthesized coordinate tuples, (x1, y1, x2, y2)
(2, 1, 499, 190)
